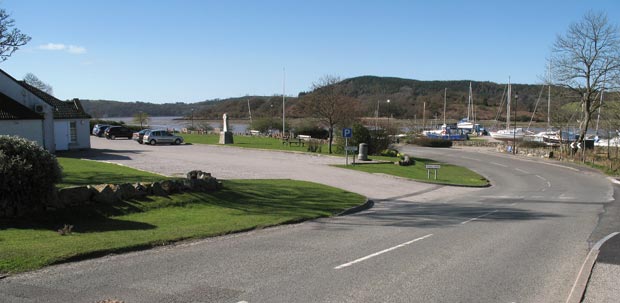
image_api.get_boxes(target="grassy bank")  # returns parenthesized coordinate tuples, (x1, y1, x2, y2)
(0, 159, 365, 274)
(335, 156, 489, 187)
(56, 157, 170, 188)
(182, 133, 330, 153)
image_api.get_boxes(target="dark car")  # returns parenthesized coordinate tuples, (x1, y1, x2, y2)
(91, 124, 109, 136)
(105, 126, 134, 139)
(94, 125, 111, 137)
(132, 129, 150, 144)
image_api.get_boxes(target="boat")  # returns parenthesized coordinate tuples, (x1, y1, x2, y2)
(423, 88, 467, 140)
(490, 78, 526, 141)
(457, 83, 475, 132)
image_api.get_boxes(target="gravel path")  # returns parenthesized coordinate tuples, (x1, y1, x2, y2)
(81, 136, 478, 202)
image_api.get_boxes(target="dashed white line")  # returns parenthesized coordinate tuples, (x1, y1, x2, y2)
(460, 210, 499, 225)
(490, 162, 508, 167)
(515, 168, 529, 174)
(334, 234, 433, 270)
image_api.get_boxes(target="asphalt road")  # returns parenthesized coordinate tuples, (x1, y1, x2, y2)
(0, 138, 613, 303)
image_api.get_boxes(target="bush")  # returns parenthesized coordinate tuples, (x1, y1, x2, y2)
(518, 141, 547, 149)
(295, 121, 329, 139)
(306, 139, 323, 153)
(380, 149, 399, 157)
(0, 136, 62, 216)
(411, 137, 453, 148)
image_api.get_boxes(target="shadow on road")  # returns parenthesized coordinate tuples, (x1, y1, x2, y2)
(315, 202, 561, 229)
(56, 148, 147, 161)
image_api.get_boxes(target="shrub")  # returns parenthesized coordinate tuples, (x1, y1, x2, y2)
(0, 136, 62, 216)
(518, 141, 547, 149)
(380, 149, 399, 157)
(307, 139, 323, 153)
(295, 121, 329, 139)
(411, 137, 453, 148)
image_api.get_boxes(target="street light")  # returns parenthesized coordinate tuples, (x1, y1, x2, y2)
(387, 99, 391, 132)
(513, 92, 518, 154)
(139, 111, 143, 129)
(375, 100, 380, 131)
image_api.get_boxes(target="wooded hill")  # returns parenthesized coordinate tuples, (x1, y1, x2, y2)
(80, 76, 579, 122)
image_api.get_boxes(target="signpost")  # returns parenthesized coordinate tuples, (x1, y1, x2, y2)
(425, 164, 441, 180)
(343, 128, 353, 165)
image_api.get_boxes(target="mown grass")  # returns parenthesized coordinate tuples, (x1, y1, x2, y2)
(0, 179, 364, 274)
(56, 157, 170, 188)
(183, 133, 331, 153)
(336, 157, 489, 187)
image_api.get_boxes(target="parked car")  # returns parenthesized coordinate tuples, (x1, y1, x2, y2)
(105, 126, 134, 140)
(143, 129, 184, 145)
(91, 124, 109, 136)
(132, 129, 151, 144)
(94, 125, 111, 137)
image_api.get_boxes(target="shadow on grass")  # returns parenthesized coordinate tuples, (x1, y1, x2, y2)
(0, 200, 156, 233)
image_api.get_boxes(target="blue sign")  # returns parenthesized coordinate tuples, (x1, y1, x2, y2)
(342, 128, 352, 138)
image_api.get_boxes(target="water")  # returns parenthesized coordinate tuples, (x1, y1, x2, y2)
(102, 116, 250, 133)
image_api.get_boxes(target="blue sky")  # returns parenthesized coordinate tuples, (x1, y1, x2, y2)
(1, 0, 618, 103)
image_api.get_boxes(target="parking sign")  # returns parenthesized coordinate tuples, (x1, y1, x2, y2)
(342, 128, 352, 138)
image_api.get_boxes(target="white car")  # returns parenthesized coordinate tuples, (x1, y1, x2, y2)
(143, 129, 184, 145)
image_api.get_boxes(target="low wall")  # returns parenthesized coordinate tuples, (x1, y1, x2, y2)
(1, 171, 221, 218)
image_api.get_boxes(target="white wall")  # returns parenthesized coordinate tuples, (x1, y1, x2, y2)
(0, 71, 55, 152)
(0, 120, 44, 146)
(54, 119, 91, 150)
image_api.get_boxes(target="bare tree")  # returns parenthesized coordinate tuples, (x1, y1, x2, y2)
(300, 75, 361, 154)
(23, 73, 53, 95)
(551, 11, 620, 144)
(132, 111, 150, 129)
(0, 8, 31, 62)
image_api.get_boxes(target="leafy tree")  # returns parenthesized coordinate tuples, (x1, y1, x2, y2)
(551, 11, 620, 144)
(23, 73, 53, 95)
(133, 111, 150, 128)
(299, 75, 361, 153)
(0, 8, 30, 62)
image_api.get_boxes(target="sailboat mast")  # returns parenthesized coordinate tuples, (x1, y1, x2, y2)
(595, 74, 606, 134)
(467, 82, 472, 121)
(248, 98, 253, 126)
(547, 64, 551, 129)
(506, 77, 511, 130)
(443, 88, 447, 125)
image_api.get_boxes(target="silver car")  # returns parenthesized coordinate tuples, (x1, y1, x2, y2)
(143, 129, 184, 145)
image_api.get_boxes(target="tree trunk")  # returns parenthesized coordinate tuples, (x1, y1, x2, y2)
(328, 127, 333, 154)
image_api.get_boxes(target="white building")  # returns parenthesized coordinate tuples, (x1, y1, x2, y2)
(0, 69, 91, 152)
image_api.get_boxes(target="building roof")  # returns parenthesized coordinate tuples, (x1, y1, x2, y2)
(0, 91, 43, 120)
(19, 81, 91, 119)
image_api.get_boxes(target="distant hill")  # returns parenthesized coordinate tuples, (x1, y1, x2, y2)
(79, 76, 573, 122)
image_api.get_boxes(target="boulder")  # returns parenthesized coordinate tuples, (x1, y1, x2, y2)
(58, 186, 94, 206)
(91, 184, 120, 203)
(116, 183, 137, 200)
(134, 183, 149, 197)
(150, 182, 168, 196)
(160, 180, 177, 194)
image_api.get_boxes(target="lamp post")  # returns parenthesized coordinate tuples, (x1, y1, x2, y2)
(191, 108, 194, 129)
(375, 100, 380, 131)
(513, 92, 518, 154)
(139, 111, 143, 129)
(387, 99, 391, 132)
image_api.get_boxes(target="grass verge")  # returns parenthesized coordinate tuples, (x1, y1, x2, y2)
(335, 156, 489, 187)
(57, 157, 171, 188)
(0, 179, 365, 274)
(183, 133, 331, 154)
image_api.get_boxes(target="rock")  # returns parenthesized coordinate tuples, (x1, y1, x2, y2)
(91, 184, 120, 204)
(160, 180, 177, 194)
(58, 186, 94, 206)
(150, 182, 168, 196)
(116, 183, 137, 200)
(134, 183, 149, 197)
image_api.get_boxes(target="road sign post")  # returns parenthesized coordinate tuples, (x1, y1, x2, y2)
(343, 128, 353, 165)
(425, 164, 441, 180)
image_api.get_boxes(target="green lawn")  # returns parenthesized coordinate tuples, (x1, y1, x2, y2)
(1, 159, 365, 274)
(57, 157, 170, 188)
(336, 157, 489, 187)
(183, 133, 330, 153)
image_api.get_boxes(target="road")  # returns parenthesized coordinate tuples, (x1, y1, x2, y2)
(0, 138, 613, 303)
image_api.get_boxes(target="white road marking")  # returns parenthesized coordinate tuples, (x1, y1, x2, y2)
(535, 175, 546, 181)
(515, 168, 529, 174)
(490, 162, 508, 167)
(460, 210, 498, 225)
(334, 234, 433, 270)
(461, 156, 480, 161)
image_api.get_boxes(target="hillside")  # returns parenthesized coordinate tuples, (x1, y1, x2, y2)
(79, 76, 575, 122)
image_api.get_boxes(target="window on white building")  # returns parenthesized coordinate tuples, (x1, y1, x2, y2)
(70, 121, 77, 143)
